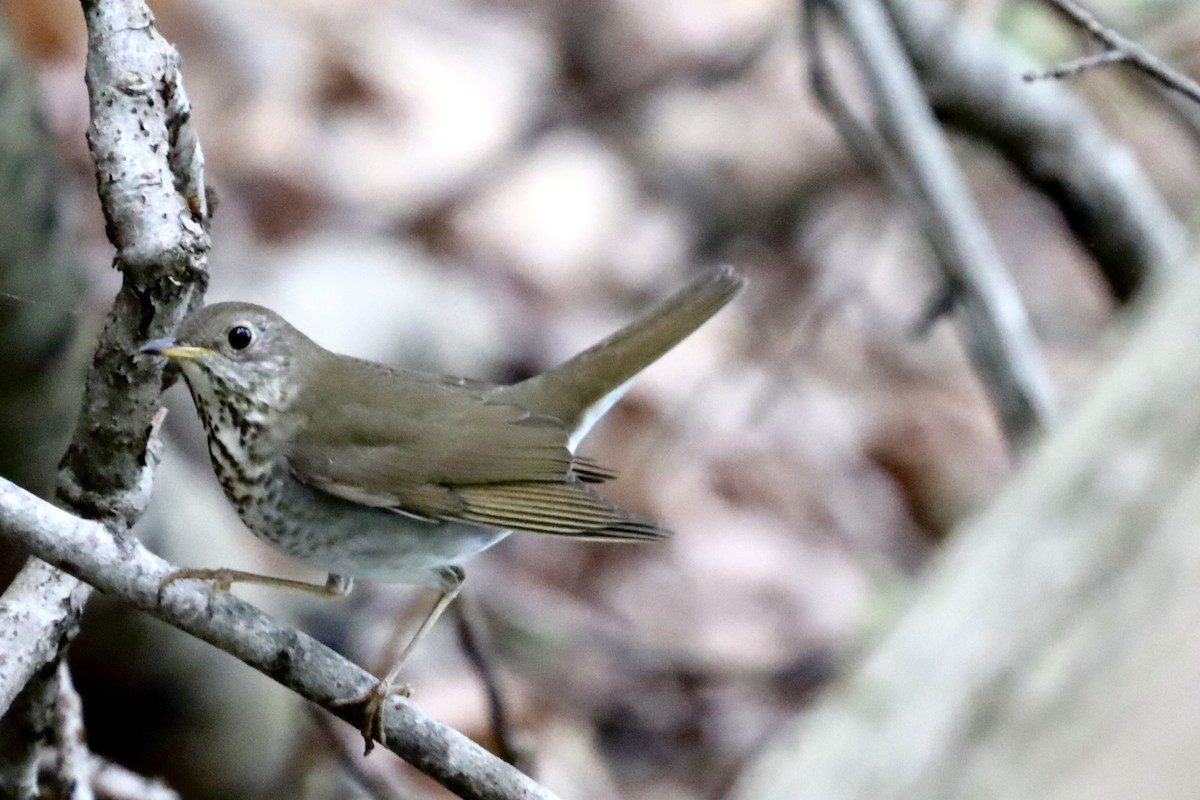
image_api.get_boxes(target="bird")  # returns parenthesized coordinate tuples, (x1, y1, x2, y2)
(140, 265, 744, 751)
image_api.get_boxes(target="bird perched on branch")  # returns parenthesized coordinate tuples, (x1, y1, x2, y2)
(141, 266, 744, 752)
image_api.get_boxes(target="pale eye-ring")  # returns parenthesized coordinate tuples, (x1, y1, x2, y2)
(227, 324, 254, 351)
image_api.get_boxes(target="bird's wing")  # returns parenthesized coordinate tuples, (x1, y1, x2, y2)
(285, 357, 664, 540)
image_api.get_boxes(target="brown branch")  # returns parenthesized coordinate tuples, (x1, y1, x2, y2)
(1025, 0, 1200, 106)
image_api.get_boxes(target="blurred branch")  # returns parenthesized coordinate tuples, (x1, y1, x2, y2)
(734, 257, 1200, 798)
(884, 0, 1186, 302)
(0, 478, 561, 800)
(806, 0, 1055, 443)
(309, 708, 406, 800)
(56, 756, 180, 800)
(454, 598, 523, 768)
(1025, 0, 1200, 106)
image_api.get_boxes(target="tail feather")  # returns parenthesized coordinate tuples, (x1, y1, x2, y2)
(496, 266, 744, 435)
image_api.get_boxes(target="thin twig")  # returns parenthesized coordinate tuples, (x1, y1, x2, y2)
(810, 0, 1055, 443)
(308, 708, 405, 800)
(0, 477, 560, 800)
(453, 598, 522, 768)
(1025, 48, 1129, 81)
(881, 0, 1185, 302)
(806, 0, 966, 337)
(1025, 0, 1200, 106)
(804, 0, 896, 177)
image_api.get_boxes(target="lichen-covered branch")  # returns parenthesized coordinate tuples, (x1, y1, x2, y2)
(0, 479, 560, 800)
(0, 562, 89, 717)
(60, 0, 210, 522)
(0, 0, 211, 782)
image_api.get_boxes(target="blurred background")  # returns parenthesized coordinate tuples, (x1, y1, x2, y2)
(0, 0, 1198, 797)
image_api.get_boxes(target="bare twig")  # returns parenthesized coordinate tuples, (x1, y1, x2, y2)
(882, 0, 1186, 302)
(810, 0, 1055, 443)
(309, 708, 406, 800)
(453, 598, 522, 768)
(1028, 47, 1128, 80)
(1025, 0, 1200, 106)
(0, 478, 560, 800)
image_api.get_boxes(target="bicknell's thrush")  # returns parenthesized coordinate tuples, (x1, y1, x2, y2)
(141, 266, 744, 751)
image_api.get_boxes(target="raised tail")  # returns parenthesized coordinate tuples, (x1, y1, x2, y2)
(495, 266, 745, 446)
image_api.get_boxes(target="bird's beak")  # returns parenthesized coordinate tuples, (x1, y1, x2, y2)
(139, 338, 213, 361)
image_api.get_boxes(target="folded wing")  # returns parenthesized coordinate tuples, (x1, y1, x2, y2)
(286, 356, 668, 541)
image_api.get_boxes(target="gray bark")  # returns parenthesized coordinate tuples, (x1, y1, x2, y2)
(0, 477, 560, 800)
(1, 0, 210, 792)
(815, 0, 1055, 442)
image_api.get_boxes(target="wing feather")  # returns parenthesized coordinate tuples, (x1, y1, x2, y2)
(285, 353, 657, 539)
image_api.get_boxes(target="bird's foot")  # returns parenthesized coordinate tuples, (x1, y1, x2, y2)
(156, 567, 240, 612)
(330, 679, 413, 755)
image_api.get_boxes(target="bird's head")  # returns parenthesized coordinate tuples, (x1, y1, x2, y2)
(140, 302, 317, 411)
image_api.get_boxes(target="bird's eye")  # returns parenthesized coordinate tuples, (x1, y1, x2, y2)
(227, 325, 254, 351)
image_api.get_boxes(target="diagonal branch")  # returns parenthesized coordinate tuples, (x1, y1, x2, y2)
(809, 0, 1055, 443)
(1026, 0, 1200, 106)
(0, 478, 559, 800)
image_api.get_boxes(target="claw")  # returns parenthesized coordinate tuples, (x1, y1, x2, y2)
(330, 680, 412, 754)
(157, 568, 234, 614)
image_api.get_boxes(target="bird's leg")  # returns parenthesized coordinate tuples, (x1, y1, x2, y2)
(332, 566, 464, 755)
(158, 569, 352, 610)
